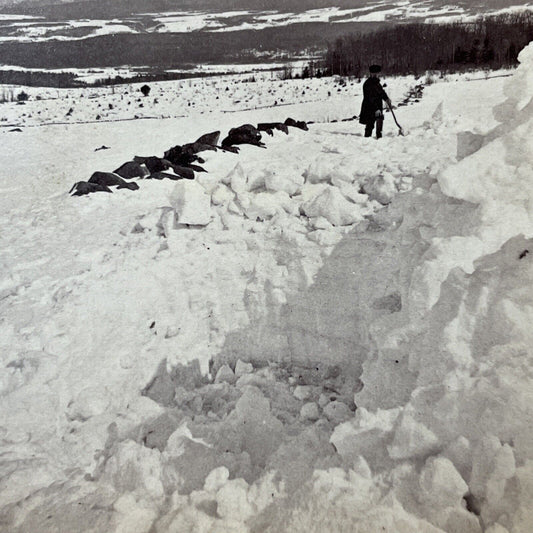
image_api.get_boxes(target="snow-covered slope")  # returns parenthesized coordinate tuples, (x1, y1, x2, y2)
(1, 1, 532, 42)
(0, 47, 531, 531)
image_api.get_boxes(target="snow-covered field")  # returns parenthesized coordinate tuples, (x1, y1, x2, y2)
(0, 44, 532, 532)
(0, 60, 312, 85)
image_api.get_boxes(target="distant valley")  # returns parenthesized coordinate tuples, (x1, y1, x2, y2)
(0, 0, 531, 83)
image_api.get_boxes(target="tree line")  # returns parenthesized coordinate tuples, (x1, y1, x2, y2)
(323, 11, 533, 77)
(0, 70, 80, 88)
(0, 69, 227, 89)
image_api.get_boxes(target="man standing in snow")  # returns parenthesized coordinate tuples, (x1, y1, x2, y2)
(359, 65, 391, 139)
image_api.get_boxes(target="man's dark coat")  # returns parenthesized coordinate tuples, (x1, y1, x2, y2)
(359, 77, 389, 125)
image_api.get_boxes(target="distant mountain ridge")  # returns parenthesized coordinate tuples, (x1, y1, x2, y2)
(2, 0, 531, 19)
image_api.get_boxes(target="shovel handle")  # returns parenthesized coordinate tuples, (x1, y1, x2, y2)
(387, 101, 404, 134)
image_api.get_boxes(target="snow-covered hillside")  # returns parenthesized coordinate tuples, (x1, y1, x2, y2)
(1, 2, 532, 42)
(0, 45, 532, 532)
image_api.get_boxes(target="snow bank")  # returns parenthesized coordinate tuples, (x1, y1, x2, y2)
(141, 42, 533, 531)
(1, 45, 532, 533)
(350, 43, 533, 532)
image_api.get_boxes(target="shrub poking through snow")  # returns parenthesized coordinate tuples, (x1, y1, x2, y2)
(16, 90, 29, 102)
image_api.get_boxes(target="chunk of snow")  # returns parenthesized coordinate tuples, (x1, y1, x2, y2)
(102, 440, 164, 502)
(264, 170, 304, 195)
(470, 436, 515, 509)
(434, 507, 482, 533)
(214, 364, 236, 384)
(165, 422, 211, 458)
(387, 414, 439, 460)
(302, 186, 363, 226)
(323, 401, 353, 424)
(304, 158, 356, 185)
(293, 385, 313, 401)
(362, 173, 397, 205)
(169, 180, 212, 226)
(241, 190, 297, 220)
(211, 183, 235, 206)
(204, 466, 230, 493)
(352, 456, 372, 479)
(442, 436, 472, 482)
(485, 525, 510, 533)
(418, 456, 468, 508)
(234, 359, 253, 377)
(221, 386, 284, 467)
(67, 386, 111, 420)
(307, 229, 343, 246)
(113, 494, 158, 533)
(225, 162, 265, 193)
(300, 402, 320, 421)
(216, 478, 254, 521)
(303, 158, 334, 184)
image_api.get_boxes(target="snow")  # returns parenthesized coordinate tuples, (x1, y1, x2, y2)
(0, 60, 312, 85)
(335, 1, 533, 23)
(1, 3, 530, 44)
(0, 41, 532, 532)
(169, 180, 213, 226)
(0, 19, 137, 43)
(0, 64, 157, 83)
(0, 14, 42, 20)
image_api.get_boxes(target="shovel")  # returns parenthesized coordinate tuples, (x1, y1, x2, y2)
(387, 101, 405, 136)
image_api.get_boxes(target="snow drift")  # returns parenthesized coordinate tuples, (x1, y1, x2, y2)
(0, 44, 532, 532)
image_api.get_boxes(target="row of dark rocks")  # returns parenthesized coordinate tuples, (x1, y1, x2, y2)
(397, 83, 425, 107)
(70, 118, 309, 196)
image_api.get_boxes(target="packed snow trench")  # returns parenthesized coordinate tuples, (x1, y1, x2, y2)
(0, 45, 532, 532)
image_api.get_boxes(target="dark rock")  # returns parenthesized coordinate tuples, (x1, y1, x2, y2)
(186, 141, 217, 154)
(94, 145, 110, 151)
(9, 128, 22, 133)
(88, 171, 139, 191)
(146, 171, 185, 181)
(70, 181, 112, 196)
(172, 166, 195, 179)
(133, 156, 172, 174)
(163, 145, 200, 167)
(187, 164, 206, 173)
(258, 122, 289, 134)
(114, 161, 150, 179)
(140, 153, 199, 177)
(285, 117, 309, 131)
(195, 131, 220, 146)
(221, 124, 264, 148)
(222, 145, 240, 154)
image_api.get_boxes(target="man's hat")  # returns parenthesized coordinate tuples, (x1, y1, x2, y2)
(369, 64, 382, 73)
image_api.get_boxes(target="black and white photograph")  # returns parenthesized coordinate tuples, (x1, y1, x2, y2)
(1, 1, 532, 531)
